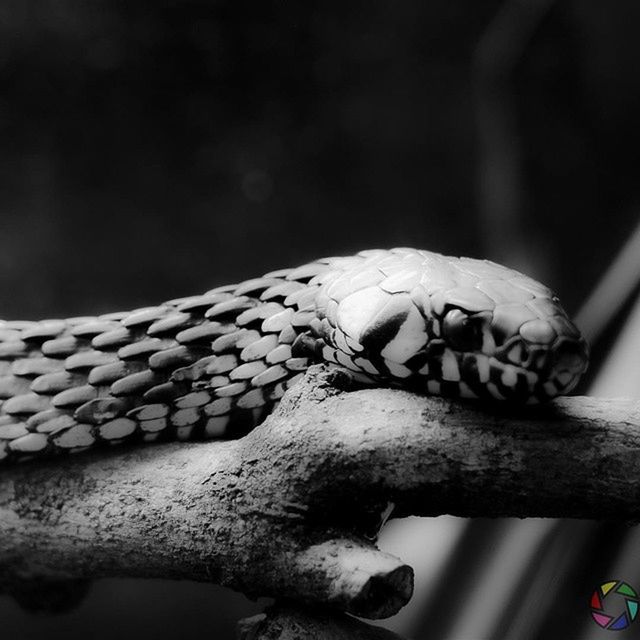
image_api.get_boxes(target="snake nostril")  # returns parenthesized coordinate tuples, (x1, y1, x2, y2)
(552, 338, 589, 374)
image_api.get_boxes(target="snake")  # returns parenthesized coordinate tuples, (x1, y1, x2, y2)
(0, 247, 589, 464)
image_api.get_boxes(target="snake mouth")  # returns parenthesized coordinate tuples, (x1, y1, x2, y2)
(488, 333, 589, 402)
(535, 336, 590, 399)
(432, 305, 589, 403)
(395, 335, 588, 405)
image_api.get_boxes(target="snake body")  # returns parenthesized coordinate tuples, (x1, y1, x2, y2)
(0, 248, 588, 464)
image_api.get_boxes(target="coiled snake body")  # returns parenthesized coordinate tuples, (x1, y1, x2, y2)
(0, 248, 589, 464)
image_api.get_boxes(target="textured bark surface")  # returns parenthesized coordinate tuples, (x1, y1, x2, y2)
(1, 365, 640, 621)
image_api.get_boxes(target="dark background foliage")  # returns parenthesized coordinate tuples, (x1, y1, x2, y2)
(1, 1, 639, 638)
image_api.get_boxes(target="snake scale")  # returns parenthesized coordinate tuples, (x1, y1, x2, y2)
(0, 248, 588, 464)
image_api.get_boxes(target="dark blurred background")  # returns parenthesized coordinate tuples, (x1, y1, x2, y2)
(1, 1, 640, 638)
(2, 0, 638, 321)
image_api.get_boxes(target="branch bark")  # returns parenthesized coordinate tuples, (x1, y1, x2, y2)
(1, 365, 639, 620)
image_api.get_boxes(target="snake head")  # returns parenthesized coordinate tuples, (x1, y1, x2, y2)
(436, 285, 589, 402)
(315, 248, 589, 403)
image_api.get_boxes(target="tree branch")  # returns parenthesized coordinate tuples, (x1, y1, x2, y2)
(1, 365, 639, 620)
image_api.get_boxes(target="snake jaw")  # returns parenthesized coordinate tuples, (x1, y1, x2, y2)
(539, 336, 589, 398)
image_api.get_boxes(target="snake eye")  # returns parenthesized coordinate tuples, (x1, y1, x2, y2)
(442, 308, 483, 352)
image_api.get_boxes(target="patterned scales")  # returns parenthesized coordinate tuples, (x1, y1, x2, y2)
(0, 248, 588, 463)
